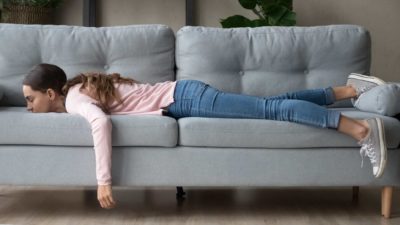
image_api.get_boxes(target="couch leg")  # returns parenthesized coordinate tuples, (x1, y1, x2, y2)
(176, 186, 186, 200)
(382, 186, 393, 219)
(352, 186, 359, 202)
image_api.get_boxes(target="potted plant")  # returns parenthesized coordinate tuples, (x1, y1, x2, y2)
(220, 0, 296, 28)
(1, 0, 63, 24)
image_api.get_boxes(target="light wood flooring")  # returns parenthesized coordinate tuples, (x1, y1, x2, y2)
(1, 185, 399, 225)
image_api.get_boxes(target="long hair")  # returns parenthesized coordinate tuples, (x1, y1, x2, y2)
(62, 72, 139, 114)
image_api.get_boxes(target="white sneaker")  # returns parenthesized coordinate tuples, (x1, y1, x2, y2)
(358, 118, 387, 178)
(346, 73, 386, 105)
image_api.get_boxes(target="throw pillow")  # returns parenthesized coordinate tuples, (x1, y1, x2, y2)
(354, 83, 400, 116)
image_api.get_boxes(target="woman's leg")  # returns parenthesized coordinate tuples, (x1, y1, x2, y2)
(167, 80, 363, 131)
(165, 80, 369, 141)
(332, 86, 357, 101)
(190, 85, 341, 128)
(337, 116, 369, 141)
(265, 85, 356, 106)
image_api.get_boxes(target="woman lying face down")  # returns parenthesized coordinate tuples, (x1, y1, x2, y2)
(21, 63, 389, 210)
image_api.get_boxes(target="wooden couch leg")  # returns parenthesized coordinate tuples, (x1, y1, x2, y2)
(382, 186, 393, 219)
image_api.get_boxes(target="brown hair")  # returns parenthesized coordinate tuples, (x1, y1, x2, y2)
(23, 63, 67, 95)
(62, 72, 139, 114)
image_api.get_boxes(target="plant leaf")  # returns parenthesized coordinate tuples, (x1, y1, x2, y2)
(257, 0, 276, 6)
(277, 0, 293, 10)
(239, 0, 257, 10)
(258, 0, 277, 18)
(278, 11, 296, 26)
(220, 15, 253, 28)
(267, 5, 289, 25)
(250, 19, 269, 27)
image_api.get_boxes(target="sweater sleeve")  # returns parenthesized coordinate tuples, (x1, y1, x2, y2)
(78, 102, 113, 186)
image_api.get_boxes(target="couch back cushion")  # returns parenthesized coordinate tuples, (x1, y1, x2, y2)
(0, 24, 175, 106)
(176, 25, 371, 107)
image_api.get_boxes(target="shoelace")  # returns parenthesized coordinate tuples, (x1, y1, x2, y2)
(360, 142, 377, 168)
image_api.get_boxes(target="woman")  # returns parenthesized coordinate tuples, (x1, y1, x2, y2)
(22, 63, 387, 209)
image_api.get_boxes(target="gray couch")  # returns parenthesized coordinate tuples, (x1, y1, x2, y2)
(0, 23, 399, 218)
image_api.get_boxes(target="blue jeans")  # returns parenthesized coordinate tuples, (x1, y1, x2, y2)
(164, 80, 341, 129)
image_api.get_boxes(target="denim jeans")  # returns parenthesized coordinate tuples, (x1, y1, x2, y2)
(164, 80, 342, 129)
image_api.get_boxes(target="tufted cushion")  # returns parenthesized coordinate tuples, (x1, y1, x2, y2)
(354, 83, 400, 116)
(176, 25, 371, 108)
(0, 23, 175, 106)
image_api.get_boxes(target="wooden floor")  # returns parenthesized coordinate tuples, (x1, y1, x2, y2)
(0, 185, 399, 225)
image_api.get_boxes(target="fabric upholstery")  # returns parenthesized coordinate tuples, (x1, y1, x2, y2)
(354, 83, 400, 116)
(0, 23, 175, 106)
(1, 145, 400, 186)
(0, 107, 178, 147)
(178, 108, 400, 149)
(176, 25, 371, 108)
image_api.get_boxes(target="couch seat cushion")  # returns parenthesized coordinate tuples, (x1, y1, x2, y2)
(178, 108, 400, 149)
(0, 107, 177, 147)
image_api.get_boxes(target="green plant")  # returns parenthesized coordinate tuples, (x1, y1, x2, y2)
(220, 0, 296, 28)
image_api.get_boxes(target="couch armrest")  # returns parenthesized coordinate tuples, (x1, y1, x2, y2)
(354, 83, 400, 116)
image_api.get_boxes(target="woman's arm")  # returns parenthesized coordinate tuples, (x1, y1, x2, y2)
(79, 102, 116, 209)
(79, 102, 113, 185)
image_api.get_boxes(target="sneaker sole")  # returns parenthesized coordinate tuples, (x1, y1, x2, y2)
(348, 73, 386, 86)
(374, 118, 387, 178)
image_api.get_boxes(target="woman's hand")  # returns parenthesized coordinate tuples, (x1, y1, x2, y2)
(97, 184, 116, 209)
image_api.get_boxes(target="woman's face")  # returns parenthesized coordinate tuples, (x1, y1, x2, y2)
(22, 85, 52, 113)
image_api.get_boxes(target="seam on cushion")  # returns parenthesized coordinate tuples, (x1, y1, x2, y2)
(177, 26, 366, 37)
(0, 24, 169, 31)
(181, 128, 332, 135)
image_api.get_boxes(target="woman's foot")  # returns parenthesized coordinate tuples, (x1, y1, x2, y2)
(346, 73, 386, 105)
(358, 118, 387, 178)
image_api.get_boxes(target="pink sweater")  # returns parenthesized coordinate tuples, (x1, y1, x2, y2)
(65, 80, 177, 185)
